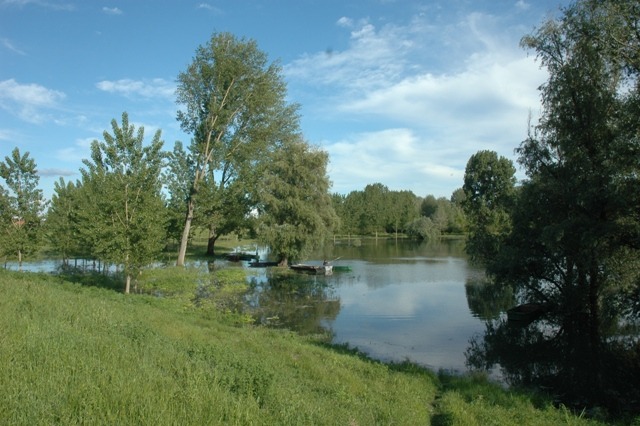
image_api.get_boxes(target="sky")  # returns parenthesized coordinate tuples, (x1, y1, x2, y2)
(0, 0, 570, 201)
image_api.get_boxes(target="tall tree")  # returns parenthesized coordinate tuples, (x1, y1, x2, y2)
(45, 178, 83, 266)
(80, 113, 166, 293)
(462, 150, 516, 264)
(256, 139, 338, 266)
(466, 2, 640, 412)
(0, 148, 46, 266)
(469, 0, 640, 365)
(174, 32, 300, 265)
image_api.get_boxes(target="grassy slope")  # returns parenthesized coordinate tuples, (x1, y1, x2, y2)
(0, 270, 606, 425)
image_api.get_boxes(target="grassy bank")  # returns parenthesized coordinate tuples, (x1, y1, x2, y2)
(0, 269, 609, 425)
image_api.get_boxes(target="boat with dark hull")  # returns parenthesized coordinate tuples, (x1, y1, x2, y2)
(289, 264, 333, 275)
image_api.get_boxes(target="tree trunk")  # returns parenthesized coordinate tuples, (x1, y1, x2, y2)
(177, 197, 195, 266)
(125, 274, 131, 294)
(18, 249, 22, 271)
(206, 225, 217, 257)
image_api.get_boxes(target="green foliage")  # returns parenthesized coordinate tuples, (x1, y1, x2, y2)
(462, 150, 516, 263)
(334, 184, 466, 239)
(500, 0, 640, 317)
(465, 1, 640, 416)
(163, 141, 195, 243)
(406, 216, 440, 240)
(257, 139, 338, 264)
(173, 32, 301, 264)
(79, 112, 167, 292)
(45, 178, 87, 264)
(0, 148, 46, 264)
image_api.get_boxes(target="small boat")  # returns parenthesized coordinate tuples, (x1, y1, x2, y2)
(290, 264, 333, 275)
(225, 252, 258, 261)
(507, 303, 549, 322)
(249, 261, 279, 268)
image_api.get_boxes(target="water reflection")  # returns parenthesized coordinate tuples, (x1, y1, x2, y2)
(247, 271, 340, 335)
(466, 308, 640, 415)
(246, 239, 488, 372)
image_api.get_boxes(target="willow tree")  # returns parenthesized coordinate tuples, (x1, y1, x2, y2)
(80, 113, 166, 293)
(174, 32, 300, 265)
(257, 139, 338, 266)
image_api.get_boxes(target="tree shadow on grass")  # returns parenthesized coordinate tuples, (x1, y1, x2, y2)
(57, 269, 124, 293)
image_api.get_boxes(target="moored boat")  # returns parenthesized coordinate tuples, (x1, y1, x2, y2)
(289, 264, 333, 275)
(249, 260, 279, 267)
(507, 303, 550, 322)
(225, 252, 258, 261)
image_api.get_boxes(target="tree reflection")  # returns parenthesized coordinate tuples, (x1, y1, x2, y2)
(246, 270, 341, 335)
(466, 311, 640, 416)
(465, 278, 514, 321)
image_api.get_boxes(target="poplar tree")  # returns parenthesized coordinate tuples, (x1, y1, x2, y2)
(80, 113, 166, 293)
(0, 148, 46, 266)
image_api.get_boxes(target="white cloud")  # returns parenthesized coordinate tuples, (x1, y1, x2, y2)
(515, 0, 531, 11)
(197, 3, 222, 13)
(96, 78, 175, 99)
(336, 16, 353, 28)
(101, 6, 122, 15)
(1, 0, 74, 10)
(0, 79, 66, 123)
(1, 38, 26, 55)
(287, 11, 546, 196)
(325, 128, 463, 197)
(286, 19, 413, 91)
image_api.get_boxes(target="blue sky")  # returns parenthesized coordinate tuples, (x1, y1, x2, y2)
(0, 0, 569, 200)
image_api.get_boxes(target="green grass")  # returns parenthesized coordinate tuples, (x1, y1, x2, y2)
(0, 269, 616, 425)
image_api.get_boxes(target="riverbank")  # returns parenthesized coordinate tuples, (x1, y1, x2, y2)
(0, 269, 610, 425)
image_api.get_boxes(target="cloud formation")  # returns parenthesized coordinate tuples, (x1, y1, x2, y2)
(1, 0, 74, 10)
(0, 79, 66, 123)
(95, 78, 175, 99)
(101, 6, 122, 15)
(286, 11, 546, 197)
(1, 38, 26, 55)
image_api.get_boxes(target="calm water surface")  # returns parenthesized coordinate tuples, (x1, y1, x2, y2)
(250, 239, 489, 373)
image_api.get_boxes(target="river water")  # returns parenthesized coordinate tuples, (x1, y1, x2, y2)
(246, 238, 491, 373)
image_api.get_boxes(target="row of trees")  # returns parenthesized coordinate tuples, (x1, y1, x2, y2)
(462, 0, 640, 409)
(331, 183, 467, 239)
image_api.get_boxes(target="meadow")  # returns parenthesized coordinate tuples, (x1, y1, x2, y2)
(0, 268, 611, 425)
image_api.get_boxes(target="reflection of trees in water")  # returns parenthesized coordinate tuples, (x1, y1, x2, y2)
(466, 312, 640, 417)
(246, 271, 340, 335)
(465, 278, 514, 321)
(328, 239, 467, 264)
